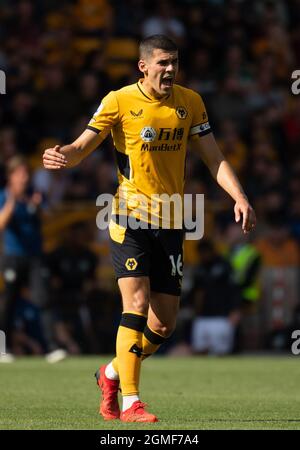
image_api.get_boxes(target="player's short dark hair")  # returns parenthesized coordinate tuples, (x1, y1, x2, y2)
(139, 35, 178, 59)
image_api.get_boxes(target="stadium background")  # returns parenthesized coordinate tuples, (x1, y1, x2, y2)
(0, 0, 300, 357)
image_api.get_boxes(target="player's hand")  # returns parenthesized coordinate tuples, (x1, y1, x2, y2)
(234, 196, 256, 234)
(43, 145, 67, 169)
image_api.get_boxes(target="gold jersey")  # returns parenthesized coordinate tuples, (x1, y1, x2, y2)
(88, 79, 211, 227)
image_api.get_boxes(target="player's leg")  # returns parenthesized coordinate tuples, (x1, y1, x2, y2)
(142, 291, 180, 359)
(108, 292, 178, 422)
(109, 291, 179, 364)
(103, 293, 178, 425)
(96, 276, 155, 421)
(140, 228, 183, 356)
(114, 284, 178, 423)
(118, 228, 182, 420)
(116, 276, 149, 408)
(109, 291, 179, 370)
(115, 276, 157, 422)
(96, 221, 157, 421)
(104, 275, 158, 422)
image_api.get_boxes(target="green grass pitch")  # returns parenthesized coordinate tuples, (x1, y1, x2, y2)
(0, 355, 300, 430)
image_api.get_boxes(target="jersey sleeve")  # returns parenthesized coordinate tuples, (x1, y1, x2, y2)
(87, 91, 119, 135)
(189, 91, 212, 138)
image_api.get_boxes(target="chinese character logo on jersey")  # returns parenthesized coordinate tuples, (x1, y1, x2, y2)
(140, 127, 157, 142)
(176, 106, 188, 119)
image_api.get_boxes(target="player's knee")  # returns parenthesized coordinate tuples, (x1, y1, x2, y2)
(131, 290, 150, 315)
(156, 323, 176, 338)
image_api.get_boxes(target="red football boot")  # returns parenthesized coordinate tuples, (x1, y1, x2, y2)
(95, 365, 120, 420)
(120, 401, 158, 423)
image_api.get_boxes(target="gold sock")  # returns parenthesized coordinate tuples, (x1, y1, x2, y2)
(141, 325, 166, 361)
(112, 324, 166, 372)
(116, 311, 147, 396)
(111, 357, 118, 373)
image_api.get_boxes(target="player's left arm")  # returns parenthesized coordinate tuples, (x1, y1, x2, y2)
(189, 132, 256, 234)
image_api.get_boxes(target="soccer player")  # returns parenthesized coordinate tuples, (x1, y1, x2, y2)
(43, 35, 256, 422)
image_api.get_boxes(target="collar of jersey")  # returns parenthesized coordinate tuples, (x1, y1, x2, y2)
(137, 79, 171, 102)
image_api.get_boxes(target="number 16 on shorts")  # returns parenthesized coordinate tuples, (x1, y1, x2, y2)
(169, 254, 183, 277)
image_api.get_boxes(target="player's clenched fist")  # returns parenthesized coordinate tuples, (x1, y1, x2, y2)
(43, 145, 67, 169)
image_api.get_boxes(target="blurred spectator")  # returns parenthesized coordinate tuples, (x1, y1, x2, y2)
(37, 64, 79, 141)
(210, 75, 250, 132)
(283, 97, 300, 152)
(0, 274, 67, 360)
(253, 18, 294, 79)
(6, 0, 41, 57)
(187, 48, 216, 97)
(87, 287, 121, 354)
(141, 1, 186, 45)
(254, 214, 300, 349)
(77, 72, 101, 117)
(225, 223, 261, 310)
(223, 222, 261, 351)
(0, 156, 46, 350)
(246, 69, 286, 116)
(0, 127, 18, 163)
(289, 197, 300, 243)
(217, 119, 247, 176)
(5, 90, 40, 154)
(10, 272, 48, 356)
(46, 222, 98, 354)
(33, 155, 70, 209)
(73, 0, 113, 37)
(188, 240, 241, 355)
(255, 214, 300, 267)
(220, 45, 253, 93)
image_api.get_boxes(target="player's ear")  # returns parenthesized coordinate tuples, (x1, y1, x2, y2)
(138, 59, 148, 76)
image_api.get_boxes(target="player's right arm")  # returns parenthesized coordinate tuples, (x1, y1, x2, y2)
(42, 129, 105, 169)
(43, 91, 119, 170)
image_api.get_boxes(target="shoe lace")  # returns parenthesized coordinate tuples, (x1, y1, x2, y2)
(132, 401, 147, 413)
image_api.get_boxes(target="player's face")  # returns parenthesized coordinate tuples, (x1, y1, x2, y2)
(140, 49, 178, 98)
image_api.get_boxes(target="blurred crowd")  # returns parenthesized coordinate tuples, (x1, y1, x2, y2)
(0, 0, 300, 358)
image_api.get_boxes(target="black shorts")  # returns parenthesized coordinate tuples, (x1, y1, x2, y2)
(109, 217, 184, 296)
